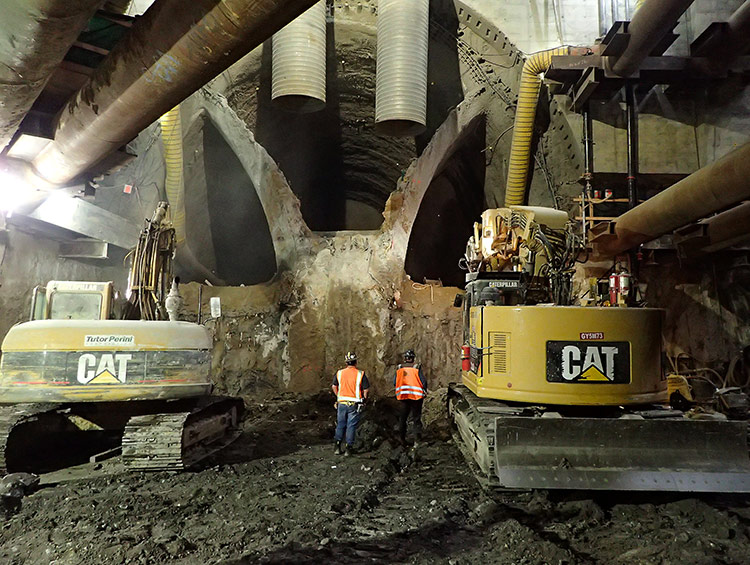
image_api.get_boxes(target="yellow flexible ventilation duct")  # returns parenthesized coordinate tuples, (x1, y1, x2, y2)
(160, 106, 186, 246)
(504, 47, 570, 207)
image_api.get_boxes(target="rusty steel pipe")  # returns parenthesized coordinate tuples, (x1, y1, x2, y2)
(609, 0, 695, 77)
(596, 142, 750, 256)
(0, 0, 102, 151)
(31, 0, 318, 185)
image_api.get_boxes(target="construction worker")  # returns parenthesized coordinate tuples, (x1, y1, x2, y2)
(331, 351, 370, 456)
(394, 349, 427, 447)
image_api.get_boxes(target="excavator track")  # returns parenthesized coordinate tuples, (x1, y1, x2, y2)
(449, 384, 750, 492)
(122, 396, 244, 471)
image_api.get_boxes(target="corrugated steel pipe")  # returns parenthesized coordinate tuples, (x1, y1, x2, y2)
(272, 0, 327, 113)
(31, 0, 319, 186)
(375, 0, 429, 137)
(504, 47, 569, 207)
(595, 142, 750, 256)
(0, 0, 102, 152)
(160, 106, 224, 286)
(609, 0, 695, 77)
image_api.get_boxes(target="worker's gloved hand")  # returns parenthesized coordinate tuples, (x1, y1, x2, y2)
(334, 402, 338, 410)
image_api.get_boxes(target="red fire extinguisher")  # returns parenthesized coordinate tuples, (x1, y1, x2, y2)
(461, 345, 471, 371)
(608, 272, 618, 306)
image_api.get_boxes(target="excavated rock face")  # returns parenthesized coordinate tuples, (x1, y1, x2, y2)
(91, 1, 591, 397)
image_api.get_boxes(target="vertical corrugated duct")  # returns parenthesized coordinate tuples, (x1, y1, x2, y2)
(160, 106, 224, 285)
(272, 0, 327, 113)
(160, 107, 186, 246)
(504, 47, 569, 207)
(375, 0, 429, 137)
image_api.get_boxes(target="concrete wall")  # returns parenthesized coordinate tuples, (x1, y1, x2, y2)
(0, 218, 127, 341)
(463, 0, 746, 54)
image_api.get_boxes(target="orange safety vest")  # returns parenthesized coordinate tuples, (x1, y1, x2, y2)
(336, 366, 364, 403)
(395, 365, 425, 400)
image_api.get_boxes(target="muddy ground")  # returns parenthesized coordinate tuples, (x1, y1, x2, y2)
(2, 391, 750, 565)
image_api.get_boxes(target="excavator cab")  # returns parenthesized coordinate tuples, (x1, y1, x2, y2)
(30, 281, 114, 321)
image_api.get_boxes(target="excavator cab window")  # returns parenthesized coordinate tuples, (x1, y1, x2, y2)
(48, 291, 103, 320)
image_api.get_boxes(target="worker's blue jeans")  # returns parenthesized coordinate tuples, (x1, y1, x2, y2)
(335, 403, 362, 446)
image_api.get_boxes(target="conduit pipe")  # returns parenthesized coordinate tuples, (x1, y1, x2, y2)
(596, 142, 750, 256)
(375, 0, 429, 137)
(609, 0, 695, 77)
(160, 106, 223, 285)
(0, 0, 102, 151)
(30, 0, 319, 186)
(504, 47, 570, 207)
(272, 1, 327, 113)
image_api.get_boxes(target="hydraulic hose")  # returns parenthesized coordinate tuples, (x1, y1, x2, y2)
(504, 47, 569, 207)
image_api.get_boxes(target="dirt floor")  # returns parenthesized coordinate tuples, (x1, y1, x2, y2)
(2, 391, 750, 565)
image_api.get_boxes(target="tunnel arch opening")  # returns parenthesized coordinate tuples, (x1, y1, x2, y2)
(404, 114, 486, 288)
(202, 119, 277, 285)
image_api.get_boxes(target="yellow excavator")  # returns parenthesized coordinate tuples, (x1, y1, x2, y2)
(449, 206, 750, 492)
(0, 202, 242, 473)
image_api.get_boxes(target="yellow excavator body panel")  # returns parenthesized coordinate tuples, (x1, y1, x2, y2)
(463, 305, 666, 405)
(0, 320, 213, 403)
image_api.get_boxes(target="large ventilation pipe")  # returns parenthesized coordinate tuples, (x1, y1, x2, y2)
(701, 1, 750, 64)
(375, 0, 429, 137)
(30, 0, 319, 186)
(608, 0, 695, 77)
(595, 142, 750, 256)
(0, 0, 102, 152)
(504, 47, 570, 207)
(726, 0, 750, 54)
(271, 1, 327, 113)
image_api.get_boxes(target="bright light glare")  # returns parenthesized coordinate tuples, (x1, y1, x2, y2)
(0, 171, 35, 214)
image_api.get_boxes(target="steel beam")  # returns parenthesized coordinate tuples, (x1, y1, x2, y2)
(607, 0, 695, 77)
(676, 201, 750, 258)
(26, 195, 139, 249)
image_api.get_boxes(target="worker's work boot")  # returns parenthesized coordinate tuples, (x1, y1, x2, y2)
(334, 441, 342, 455)
(344, 445, 353, 457)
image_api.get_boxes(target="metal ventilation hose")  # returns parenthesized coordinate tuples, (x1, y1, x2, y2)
(272, 0, 327, 113)
(375, 0, 429, 137)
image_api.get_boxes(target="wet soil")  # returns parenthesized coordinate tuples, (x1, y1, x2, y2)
(2, 391, 750, 565)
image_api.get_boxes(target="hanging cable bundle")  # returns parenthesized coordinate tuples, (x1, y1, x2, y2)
(125, 201, 176, 320)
